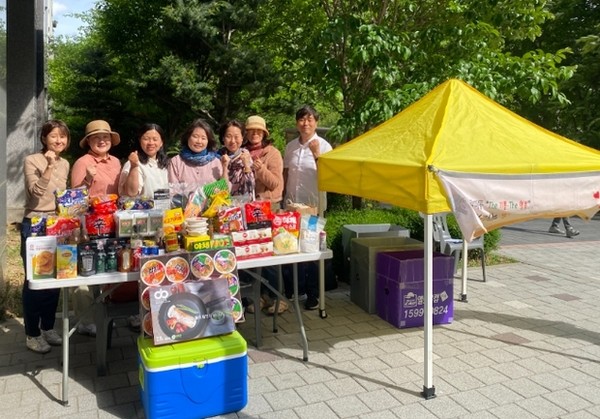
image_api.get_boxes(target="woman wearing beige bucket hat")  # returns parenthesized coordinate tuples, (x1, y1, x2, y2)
(70, 120, 122, 337)
(243, 115, 283, 210)
(71, 120, 122, 198)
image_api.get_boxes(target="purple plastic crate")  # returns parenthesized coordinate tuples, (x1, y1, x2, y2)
(376, 250, 454, 329)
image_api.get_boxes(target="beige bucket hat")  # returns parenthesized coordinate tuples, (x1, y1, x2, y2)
(79, 120, 121, 148)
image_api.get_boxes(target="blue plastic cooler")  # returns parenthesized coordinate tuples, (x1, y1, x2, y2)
(138, 331, 248, 419)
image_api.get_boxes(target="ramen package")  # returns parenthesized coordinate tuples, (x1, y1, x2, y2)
(85, 212, 115, 238)
(55, 188, 89, 217)
(148, 278, 235, 345)
(90, 194, 119, 214)
(271, 211, 300, 255)
(244, 200, 273, 228)
(299, 215, 327, 253)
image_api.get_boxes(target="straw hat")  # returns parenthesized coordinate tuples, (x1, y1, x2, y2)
(245, 115, 269, 137)
(79, 120, 121, 148)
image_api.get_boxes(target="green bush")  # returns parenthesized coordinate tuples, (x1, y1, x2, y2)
(324, 203, 501, 283)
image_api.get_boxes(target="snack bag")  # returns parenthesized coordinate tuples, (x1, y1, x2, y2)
(244, 200, 273, 228)
(55, 188, 89, 217)
(215, 206, 244, 234)
(299, 214, 326, 253)
(184, 187, 207, 218)
(271, 211, 300, 255)
(46, 215, 80, 238)
(30, 214, 47, 236)
(202, 190, 231, 218)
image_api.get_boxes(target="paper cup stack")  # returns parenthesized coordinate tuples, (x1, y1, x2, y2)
(185, 217, 209, 236)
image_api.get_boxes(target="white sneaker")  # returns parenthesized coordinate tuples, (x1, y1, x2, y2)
(26, 335, 51, 354)
(41, 329, 63, 346)
(77, 323, 97, 337)
(288, 293, 307, 302)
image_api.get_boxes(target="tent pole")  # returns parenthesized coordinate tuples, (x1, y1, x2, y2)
(422, 214, 436, 399)
(461, 239, 468, 302)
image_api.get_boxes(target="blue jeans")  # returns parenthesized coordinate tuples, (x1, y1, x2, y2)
(20, 218, 60, 337)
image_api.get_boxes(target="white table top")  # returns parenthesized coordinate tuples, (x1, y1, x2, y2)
(28, 250, 333, 290)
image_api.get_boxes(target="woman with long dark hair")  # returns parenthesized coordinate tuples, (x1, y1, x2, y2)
(119, 123, 169, 198)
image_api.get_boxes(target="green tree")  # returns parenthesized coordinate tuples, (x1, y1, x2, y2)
(513, 0, 600, 148)
(260, 0, 574, 142)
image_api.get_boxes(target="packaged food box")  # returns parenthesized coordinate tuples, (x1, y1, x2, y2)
(26, 236, 57, 280)
(56, 244, 78, 279)
(138, 331, 248, 419)
(148, 278, 235, 345)
(234, 241, 273, 260)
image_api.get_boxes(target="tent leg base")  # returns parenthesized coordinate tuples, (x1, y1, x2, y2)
(421, 385, 436, 400)
(460, 293, 468, 302)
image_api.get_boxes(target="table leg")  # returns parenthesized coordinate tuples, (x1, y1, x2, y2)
(292, 264, 309, 361)
(94, 285, 108, 376)
(61, 290, 69, 406)
(318, 259, 327, 319)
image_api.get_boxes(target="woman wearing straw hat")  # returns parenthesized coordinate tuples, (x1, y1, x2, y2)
(71, 120, 122, 197)
(244, 115, 283, 211)
(70, 120, 122, 336)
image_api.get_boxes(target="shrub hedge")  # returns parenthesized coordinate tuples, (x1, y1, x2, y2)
(323, 200, 501, 283)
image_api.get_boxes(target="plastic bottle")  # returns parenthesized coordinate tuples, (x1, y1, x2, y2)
(105, 244, 118, 272)
(96, 242, 106, 273)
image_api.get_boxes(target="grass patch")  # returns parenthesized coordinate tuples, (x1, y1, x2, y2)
(1, 223, 24, 320)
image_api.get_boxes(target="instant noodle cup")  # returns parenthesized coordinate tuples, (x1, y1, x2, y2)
(230, 297, 243, 322)
(140, 287, 152, 311)
(219, 274, 239, 296)
(190, 253, 214, 279)
(140, 260, 166, 286)
(213, 249, 236, 274)
(165, 256, 190, 283)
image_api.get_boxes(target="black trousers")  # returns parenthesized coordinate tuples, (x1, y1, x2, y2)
(20, 217, 60, 337)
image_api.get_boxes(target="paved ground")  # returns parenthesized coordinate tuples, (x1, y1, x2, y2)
(1, 215, 600, 418)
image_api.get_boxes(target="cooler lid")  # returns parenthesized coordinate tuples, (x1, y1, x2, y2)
(138, 330, 247, 370)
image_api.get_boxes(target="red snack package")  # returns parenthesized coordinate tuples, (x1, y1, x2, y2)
(216, 206, 245, 234)
(46, 215, 81, 238)
(86, 213, 115, 238)
(244, 201, 273, 228)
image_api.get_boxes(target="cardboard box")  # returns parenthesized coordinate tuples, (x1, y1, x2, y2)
(149, 278, 235, 345)
(350, 236, 423, 313)
(26, 236, 57, 280)
(375, 250, 454, 329)
(138, 331, 248, 419)
(56, 244, 78, 279)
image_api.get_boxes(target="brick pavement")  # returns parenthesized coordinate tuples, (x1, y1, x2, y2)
(1, 216, 599, 418)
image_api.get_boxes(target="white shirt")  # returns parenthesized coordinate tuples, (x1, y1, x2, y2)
(119, 158, 169, 198)
(283, 133, 332, 208)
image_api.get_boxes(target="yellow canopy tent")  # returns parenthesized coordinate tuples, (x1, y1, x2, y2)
(317, 79, 600, 398)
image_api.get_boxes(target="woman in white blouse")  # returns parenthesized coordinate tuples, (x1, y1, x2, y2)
(119, 123, 169, 198)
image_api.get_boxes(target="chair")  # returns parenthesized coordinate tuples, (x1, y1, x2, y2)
(432, 213, 486, 282)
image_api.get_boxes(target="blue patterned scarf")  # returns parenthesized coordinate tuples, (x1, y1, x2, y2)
(180, 146, 219, 166)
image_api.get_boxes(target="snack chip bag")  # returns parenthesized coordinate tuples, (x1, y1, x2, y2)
(55, 188, 89, 217)
(202, 190, 231, 218)
(271, 211, 300, 255)
(184, 187, 207, 218)
(215, 206, 244, 234)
